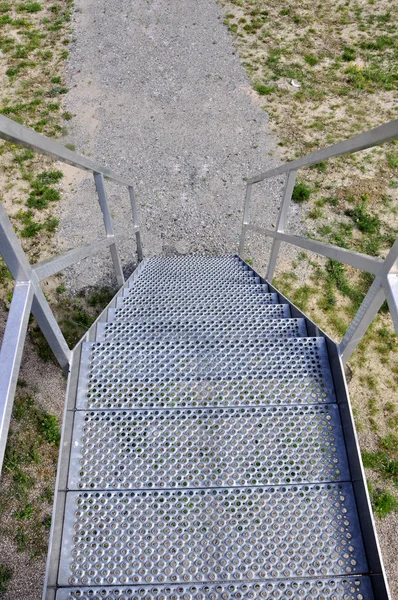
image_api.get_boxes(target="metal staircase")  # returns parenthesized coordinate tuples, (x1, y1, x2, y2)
(45, 254, 379, 599)
(0, 117, 398, 599)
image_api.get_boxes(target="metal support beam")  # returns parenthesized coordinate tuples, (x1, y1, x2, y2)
(249, 119, 398, 184)
(33, 237, 117, 280)
(0, 114, 133, 187)
(128, 185, 143, 262)
(238, 184, 252, 257)
(384, 273, 398, 333)
(0, 282, 33, 474)
(0, 203, 71, 371)
(266, 170, 297, 281)
(94, 172, 124, 286)
(340, 239, 398, 363)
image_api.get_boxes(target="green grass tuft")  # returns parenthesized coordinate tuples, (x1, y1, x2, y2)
(292, 182, 311, 203)
(0, 565, 13, 594)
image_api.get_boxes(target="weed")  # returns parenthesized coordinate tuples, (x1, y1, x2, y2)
(362, 450, 398, 484)
(42, 514, 52, 529)
(15, 526, 28, 552)
(310, 161, 328, 173)
(64, 142, 75, 151)
(36, 169, 63, 184)
(86, 286, 115, 308)
(56, 283, 66, 294)
(342, 46, 356, 61)
(38, 412, 60, 445)
(368, 484, 398, 518)
(292, 284, 312, 311)
(12, 470, 35, 500)
(345, 195, 380, 234)
(40, 487, 53, 503)
(292, 182, 311, 203)
(30, 325, 54, 362)
(387, 153, 398, 169)
(0, 565, 12, 594)
(16, 1, 41, 12)
(253, 82, 275, 95)
(15, 209, 42, 237)
(47, 86, 67, 97)
(13, 394, 34, 420)
(308, 207, 323, 219)
(43, 216, 59, 233)
(304, 55, 318, 66)
(15, 503, 33, 520)
(380, 434, 398, 453)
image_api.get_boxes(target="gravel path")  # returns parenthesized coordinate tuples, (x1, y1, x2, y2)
(56, 0, 296, 288)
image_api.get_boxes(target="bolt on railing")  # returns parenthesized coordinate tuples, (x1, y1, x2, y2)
(239, 119, 398, 364)
(0, 114, 143, 473)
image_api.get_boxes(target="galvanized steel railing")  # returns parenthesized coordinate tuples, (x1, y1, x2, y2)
(239, 119, 398, 364)
(0, 114, 143, 472)
(0, 114, 398, 476)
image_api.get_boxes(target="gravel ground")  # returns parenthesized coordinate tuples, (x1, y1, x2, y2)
(55, 0, 304, 287)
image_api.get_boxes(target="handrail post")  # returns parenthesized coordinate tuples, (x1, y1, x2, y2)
(0, 281, 33, 473)
(340, 239, 398, 363)
(0, 203, 71, 371)
(239, 183, 252, 257)
(128, 185, 143, 262)
(93, 172, 124, 286)
(266, 169, 297, 281)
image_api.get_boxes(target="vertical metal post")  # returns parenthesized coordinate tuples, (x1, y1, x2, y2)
(340, 238, 398, 363)
(0, 203, 71, 371)
(128, 185, 143, 262)
(239, 183, 252, 257)
(93, 172, 125, 286)
(0, 282, 33, 472)
(266, 170, 297, 281)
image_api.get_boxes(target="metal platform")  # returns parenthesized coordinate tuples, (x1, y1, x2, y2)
(44, 256, 387, 599)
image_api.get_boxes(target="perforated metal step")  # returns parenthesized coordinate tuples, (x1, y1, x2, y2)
(111, 302, 291, 323)
(128, 273, 262, 286)
(123, 284, 271, 299)
(68, 404, 349, 490)
(96, 317, 307, 342)
(56, 577, 374, 600)
(116, 293, 280, 312)
(58, 483, 367, 587)
(77, 337, 335, 410)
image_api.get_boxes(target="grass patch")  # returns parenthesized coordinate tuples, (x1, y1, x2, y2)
(0, 565, 13, 593)
(368, 484, 398, 518)
(292, 182, 311, 203)
(253, 82, 275, 95)
(16, 1, 41, 12)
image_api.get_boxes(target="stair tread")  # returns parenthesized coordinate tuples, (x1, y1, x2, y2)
(96, 317, 307, 341)
(68, 403, 349, 490)
(125, 284, 270, 296)
(112, 302, 291, 322)
(117, 292, 280, 308)
(58, 483, 368, 587)
(55, 577, 374, 600)
(77, 337, 335, 409)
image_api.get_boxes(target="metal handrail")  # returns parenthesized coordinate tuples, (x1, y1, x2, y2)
(248, 119, 398, 184)
(239, 119, 398, 364)
(0, 115, 134, 186)
(0, 114, 144, 474)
